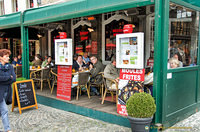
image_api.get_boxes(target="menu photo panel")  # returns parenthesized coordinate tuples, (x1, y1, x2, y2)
(116, 33, 144, 69)
(55, 39, 73, 65)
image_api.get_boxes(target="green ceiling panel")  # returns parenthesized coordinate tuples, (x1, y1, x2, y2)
(182, 0, 200, 7)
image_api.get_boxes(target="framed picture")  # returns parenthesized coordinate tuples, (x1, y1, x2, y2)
(55, 39, 72, 65)
(116, 33, 144, 69)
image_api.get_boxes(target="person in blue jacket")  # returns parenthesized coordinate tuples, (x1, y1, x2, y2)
(17, 54, 22, 65)
(11, 56, 18, 66)
(0, 49, 16, 132)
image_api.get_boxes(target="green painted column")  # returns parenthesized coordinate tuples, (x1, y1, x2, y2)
(154, 0, 169, 124)
(197, 16, 200, 102)
(21, 11, 29, 79)
(21, 26, 29, 79)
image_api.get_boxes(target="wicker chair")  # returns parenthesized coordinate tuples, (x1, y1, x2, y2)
(50, 68, 57, 94)
(15, 66, 22, 78)
(76, 72, 91, 100)
(30, 68, 51, 91)
(101, 75, 118, 107)
(89, 72, 104, 98)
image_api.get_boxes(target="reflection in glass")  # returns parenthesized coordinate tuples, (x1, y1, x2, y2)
(168, 3, 199, 69)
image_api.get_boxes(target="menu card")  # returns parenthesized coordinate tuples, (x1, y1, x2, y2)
(116, 33, 144, 69)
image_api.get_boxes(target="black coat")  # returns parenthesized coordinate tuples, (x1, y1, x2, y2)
(0, 63, 16, 105)
(72, 61, 87, 71)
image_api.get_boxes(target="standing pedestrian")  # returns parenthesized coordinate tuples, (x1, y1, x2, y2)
(0, 49, 16, 132)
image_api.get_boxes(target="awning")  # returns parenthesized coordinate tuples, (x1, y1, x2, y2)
(0, 12, 21, 30)
(23, 0, 154, 26)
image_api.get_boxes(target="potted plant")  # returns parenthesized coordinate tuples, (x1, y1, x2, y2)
(126, 92, 156, 132)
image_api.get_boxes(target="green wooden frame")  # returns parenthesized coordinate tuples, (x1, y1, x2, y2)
(154, 0, 170, 124)
(154, 0, 200, 127)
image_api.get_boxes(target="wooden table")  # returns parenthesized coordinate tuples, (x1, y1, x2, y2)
(72, 70, 90, 75)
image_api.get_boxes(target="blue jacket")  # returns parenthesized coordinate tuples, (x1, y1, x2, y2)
(12, 61, 17, 66)
(0, 63, 16, 104)
(17, 59, 22, 65)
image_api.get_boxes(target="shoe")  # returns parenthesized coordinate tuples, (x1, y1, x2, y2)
(90, 92, 95, 96)
(95, 91, 100, 96)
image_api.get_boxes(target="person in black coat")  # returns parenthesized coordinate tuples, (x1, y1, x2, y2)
(72, 55, 87, 71)
(0, 49, 16, 132)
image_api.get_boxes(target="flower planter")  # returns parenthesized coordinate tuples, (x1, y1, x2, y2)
(127, 116, 153, 132)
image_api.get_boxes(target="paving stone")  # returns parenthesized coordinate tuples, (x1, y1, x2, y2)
(0, 104, 131, 132)
(164, 111, 200, 132)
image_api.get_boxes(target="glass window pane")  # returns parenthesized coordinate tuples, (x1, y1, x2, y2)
(168, 3, 199, 69)
(105, 20, 128, 61)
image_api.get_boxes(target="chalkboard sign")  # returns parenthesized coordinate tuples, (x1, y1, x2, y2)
(12, 79, 38, 114)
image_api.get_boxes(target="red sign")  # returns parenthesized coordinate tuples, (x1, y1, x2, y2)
(113, 29, 123, 36)
(117, 104, 128, 116)
(91, 41, 97, 54)
(59, 32, 67, 39)
(57, 65, 72, 100)
(147, 58, 154, 67)
(81, 36, 88, 41)
(120, 69, 145, 81)
(80, 31, 89, 36)
(123, 24, 133, 33)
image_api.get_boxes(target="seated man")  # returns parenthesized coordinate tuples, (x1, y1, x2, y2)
(104, 56, 120, 89)
(32, 54, 42, 66)
(89, 56, 104, 95)
(42, 56, 54, 68)
(72, 55, 87, 71)
(83, 52, 90, 66)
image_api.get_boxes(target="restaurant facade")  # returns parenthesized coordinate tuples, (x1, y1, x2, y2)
(0, 0, 200, 129)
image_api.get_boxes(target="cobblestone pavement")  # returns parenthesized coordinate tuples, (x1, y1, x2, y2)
(0, 104, 131, 132)
(164, 111, 200, 132)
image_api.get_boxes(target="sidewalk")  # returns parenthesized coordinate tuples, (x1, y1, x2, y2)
(164, 111, 200, 132)
(0, 104, 131, 132)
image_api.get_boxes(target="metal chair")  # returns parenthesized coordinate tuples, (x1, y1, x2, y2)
(76, 72, 91, 100)
(30, 68, 51, 91)
(101, 75, 118, 107)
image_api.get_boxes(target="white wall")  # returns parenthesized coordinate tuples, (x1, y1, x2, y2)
(4, 0, 12, 14)
(33, 0, 38, 8)
(17, 0, 27, 11)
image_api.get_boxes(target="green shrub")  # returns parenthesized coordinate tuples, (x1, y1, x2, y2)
(126, 92, 156, 118)
(29, 62, 33, 66)
(16, 77, 27, 81)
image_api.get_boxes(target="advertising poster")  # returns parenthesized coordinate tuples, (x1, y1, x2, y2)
(116, 33, 144, 69)
(119, 69, 145, 81)
(55, 39, 72, 65)
(117, 69, 145, 116)
(57, 65, 72, 101)
(91, 41, 98, 54)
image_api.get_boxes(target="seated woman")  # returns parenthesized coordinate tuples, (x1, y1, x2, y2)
(72, 55, 88, 71)
(168, 57, 179, 69)
(32, 54, 42, 66)
(41, 56, 54, 68)
(173, 52, 183, 67)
